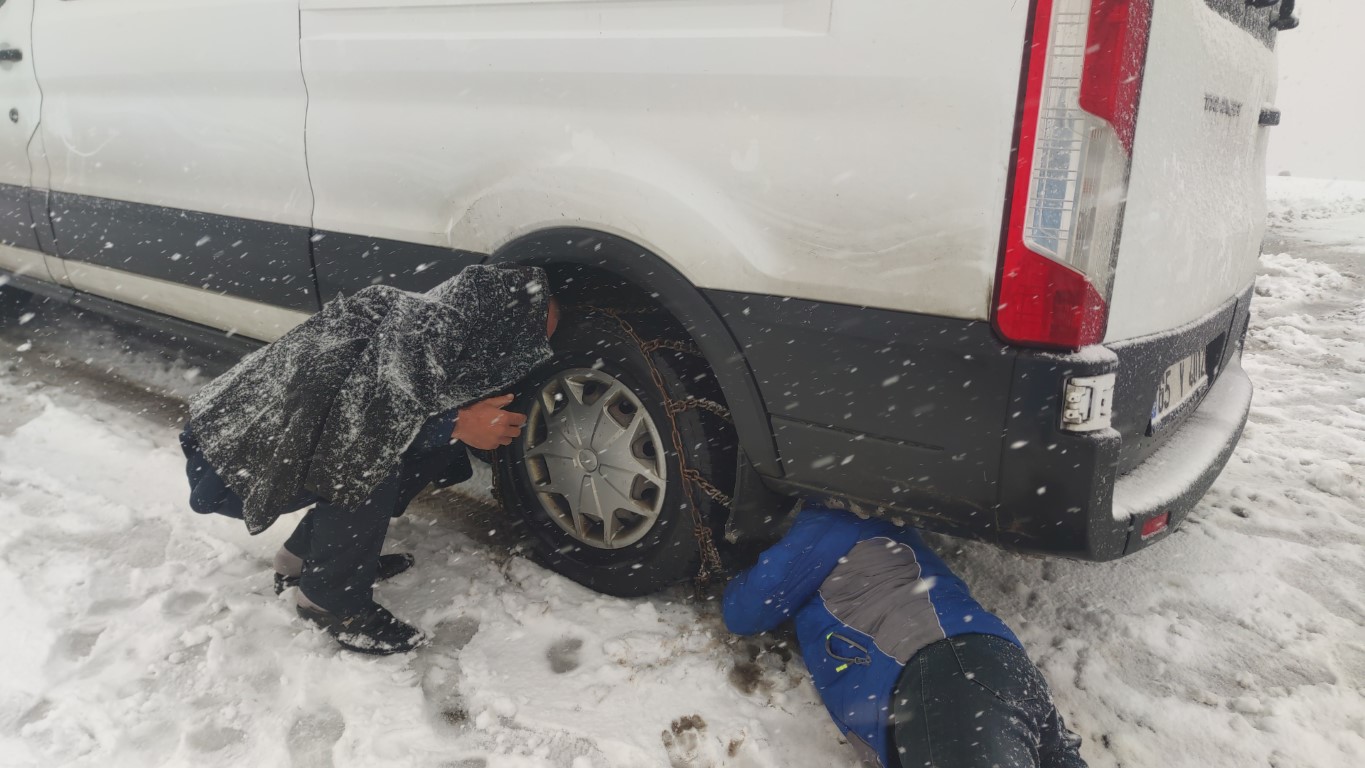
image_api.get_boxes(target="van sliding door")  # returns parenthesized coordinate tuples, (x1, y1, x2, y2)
(0, 0, 49, 280)
(32, 0, 317, 342)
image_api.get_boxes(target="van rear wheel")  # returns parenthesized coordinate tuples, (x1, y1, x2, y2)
(493, 309, 735, 597)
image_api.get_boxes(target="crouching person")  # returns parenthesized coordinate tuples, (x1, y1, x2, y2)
(180, 265, 559, 655)
(723, 500, 1087, 768)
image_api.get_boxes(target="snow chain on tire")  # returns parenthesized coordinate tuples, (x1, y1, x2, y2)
(586, 306, 730, 589)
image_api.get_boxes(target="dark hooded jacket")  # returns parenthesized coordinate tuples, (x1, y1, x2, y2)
(186, 265, 553, 534)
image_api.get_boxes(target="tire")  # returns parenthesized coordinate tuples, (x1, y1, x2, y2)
(493, 309, 736, 597)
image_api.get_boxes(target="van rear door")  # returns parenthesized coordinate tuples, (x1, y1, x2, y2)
(1104, 0, 1281, 342)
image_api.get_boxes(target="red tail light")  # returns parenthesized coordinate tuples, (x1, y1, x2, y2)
(994, 0, 1153, 350)
(1079, 0, 1154, 154)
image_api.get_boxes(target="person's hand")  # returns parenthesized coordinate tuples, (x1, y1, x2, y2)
(452, 394, 527, 450)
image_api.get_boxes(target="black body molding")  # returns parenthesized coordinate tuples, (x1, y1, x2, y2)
(708, 291, 1017, 540)
(0, 182, 40, 251)
(311, 230, 485, 301)
(48, 191, 319, 312)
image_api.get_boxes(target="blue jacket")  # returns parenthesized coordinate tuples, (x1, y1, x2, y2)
(723, 503, 1021, 767)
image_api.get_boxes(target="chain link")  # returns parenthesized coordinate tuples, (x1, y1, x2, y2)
(682, 468, 734, 508)
(639, 338, 703, 357)
(588, 306, 729, 587)
(666, 396, 733, 423)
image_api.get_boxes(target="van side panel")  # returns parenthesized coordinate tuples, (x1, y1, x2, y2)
(33, 0, 314, 228)
(300, 0, 1029, 321)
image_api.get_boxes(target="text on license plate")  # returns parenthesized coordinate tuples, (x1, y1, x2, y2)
(1151, 350, 1209, 426)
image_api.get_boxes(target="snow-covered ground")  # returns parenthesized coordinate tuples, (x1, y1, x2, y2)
(1, 177, 1362, 767)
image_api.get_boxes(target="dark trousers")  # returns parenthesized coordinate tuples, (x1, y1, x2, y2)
(283, 476, 404, 616)
(892, 634, 1087, 768)
(278, 437, 471, 616)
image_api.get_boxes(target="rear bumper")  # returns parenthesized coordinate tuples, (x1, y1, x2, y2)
(708, 284, 1254, 560)
(1110, 359, 1251, 545)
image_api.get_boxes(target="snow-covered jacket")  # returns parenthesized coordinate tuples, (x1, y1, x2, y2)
(723, 503, 1021, 768)
(187, 265, 553, 534)
(181, 408, 467, 520)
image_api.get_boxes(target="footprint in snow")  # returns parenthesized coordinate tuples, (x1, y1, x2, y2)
(662, 714, 710, 768)
(547, 636, 583, 674)
(428, 615, 481, 653)
(287, 707, 345, 768)
(416, 617, 480, 728)
(728, 637, 795, 695)
(187, 725, 245, 753)
(51, 628, 102, 661)
(161, 590, 209, 617)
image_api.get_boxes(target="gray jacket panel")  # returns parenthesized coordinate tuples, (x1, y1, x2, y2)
(818, 537, 947, 665)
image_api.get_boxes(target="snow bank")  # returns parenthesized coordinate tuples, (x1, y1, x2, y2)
(1265, 176, 1365, 227)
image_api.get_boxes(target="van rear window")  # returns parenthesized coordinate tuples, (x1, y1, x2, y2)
(1204, 0, 1278, 48)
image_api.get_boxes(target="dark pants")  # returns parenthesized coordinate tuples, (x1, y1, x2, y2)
(276, 421, 471, 616)
(283, 475, 404, 616)
(892, 634, 1087, 768)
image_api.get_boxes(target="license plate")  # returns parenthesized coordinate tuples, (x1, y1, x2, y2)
(1151, 350, 1209, 427)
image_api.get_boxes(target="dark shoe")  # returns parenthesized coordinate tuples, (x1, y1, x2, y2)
(274, 552, 416, 595)
(296, 601, 425, 655)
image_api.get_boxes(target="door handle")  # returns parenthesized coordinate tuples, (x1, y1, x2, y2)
(0, 49, 22, 63)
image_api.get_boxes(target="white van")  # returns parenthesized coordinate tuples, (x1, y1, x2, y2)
(0, 0, 1290, 595)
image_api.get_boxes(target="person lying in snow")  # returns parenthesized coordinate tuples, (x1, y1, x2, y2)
(723, 500, 1086, 768)
(179, 264, 559, 655)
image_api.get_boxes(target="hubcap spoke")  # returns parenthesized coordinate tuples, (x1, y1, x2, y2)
(565, 379, 608, 450)
(591, 474, 639, 547)
(598, 455, 662, 500)
(585, 383, 625, 447)
(594, 482, 619, 546)
(526, 424, 577, 460)
(599, 419, 657, 477)
(570, 474, 594, 540)
(599, 465, 660, 524)
(533, 454, 581, 497)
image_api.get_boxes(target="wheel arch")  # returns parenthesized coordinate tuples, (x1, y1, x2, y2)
(485, 227, 781, 482)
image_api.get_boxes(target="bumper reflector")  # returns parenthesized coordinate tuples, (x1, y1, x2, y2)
(1141, 511, 1170, 539)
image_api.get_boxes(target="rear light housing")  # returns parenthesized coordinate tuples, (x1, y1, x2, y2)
(994, 0, 1153, 350)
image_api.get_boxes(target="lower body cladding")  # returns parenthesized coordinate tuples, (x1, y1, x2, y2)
(709, 284, 1255, 561)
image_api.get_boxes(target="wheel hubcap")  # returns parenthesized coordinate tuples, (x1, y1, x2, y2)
(522, 368, 668, 549)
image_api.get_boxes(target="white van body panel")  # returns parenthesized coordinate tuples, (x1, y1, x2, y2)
(0, 0, 40, 190)
(0, 0, 59, 285)
(300, 0, 1030, 321)
(32, 0, 313, 228)
(1103, 0, 1277, 342)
